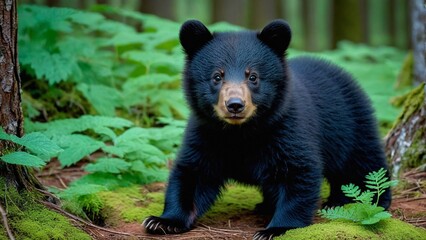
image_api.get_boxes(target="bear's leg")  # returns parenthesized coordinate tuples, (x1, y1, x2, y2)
(254, 187, 276, 215)
(253, 176, 321, 239)
(143, 164, 223, 234)
(322, 181, 352, 208)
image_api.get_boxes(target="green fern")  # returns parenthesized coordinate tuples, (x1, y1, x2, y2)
(365, 168, 398, 206)
(318, 168, 397, 225)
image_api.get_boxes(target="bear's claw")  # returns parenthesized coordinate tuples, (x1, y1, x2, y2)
(142, 216, 189, 235)
(253, 227, 290, 240)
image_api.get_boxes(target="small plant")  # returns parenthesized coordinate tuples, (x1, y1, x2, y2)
(318, 168, 398, 225)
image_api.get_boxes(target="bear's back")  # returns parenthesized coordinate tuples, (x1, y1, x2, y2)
(288, 56, 378, 166)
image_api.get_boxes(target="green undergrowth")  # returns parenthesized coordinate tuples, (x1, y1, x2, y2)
(0, 178, 90, 240)
(278, 218, 426, 240)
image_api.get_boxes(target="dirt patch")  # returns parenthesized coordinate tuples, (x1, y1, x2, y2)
(37, 162, 426, 239)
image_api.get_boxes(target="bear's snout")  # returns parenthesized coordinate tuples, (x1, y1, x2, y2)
(213, 82, 257, 125)
(225, 98, 245, 113)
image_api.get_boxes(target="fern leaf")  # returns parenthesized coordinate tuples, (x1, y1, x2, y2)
(318, 206, 355, 221)
(13, 132, 63, 160)
(76, 83, 122, 116)
(1, 151, 46, 167)
(0, 129, 62, 160)
(26, 115, 133, 137)
(84, 157, 131, 174)
(341, 183, 361, 199)
(355, 190, 374, 205)
(59, 183, 107, 200)
(57, 134, 105, 167)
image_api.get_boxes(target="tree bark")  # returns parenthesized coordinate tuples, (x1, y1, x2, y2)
(385, 0, 426, 176)
(411, 0, 426, 85)
(0, 0, 43, 190)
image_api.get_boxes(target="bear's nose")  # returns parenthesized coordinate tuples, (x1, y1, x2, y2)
(226, 98, 245, 113)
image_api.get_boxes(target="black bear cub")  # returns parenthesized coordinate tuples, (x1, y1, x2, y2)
(143, 20, 391, 239)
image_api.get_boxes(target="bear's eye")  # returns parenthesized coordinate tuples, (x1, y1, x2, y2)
(248, 74, 258, 83)
(213, 74, 222, 83)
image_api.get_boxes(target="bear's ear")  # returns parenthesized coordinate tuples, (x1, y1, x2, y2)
(179, 20, 213, 57)
(258, 20, 292, 57)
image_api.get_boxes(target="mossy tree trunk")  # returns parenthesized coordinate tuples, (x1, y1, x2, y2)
(385, 84, 426, 176)
(0, 0, 43, 194)
(385, 1, 426, 176)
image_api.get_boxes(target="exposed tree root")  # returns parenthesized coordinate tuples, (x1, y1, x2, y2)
(0, 201, 15, 240)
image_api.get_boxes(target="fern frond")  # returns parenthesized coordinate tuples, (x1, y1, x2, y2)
(341, 183, 361, 199)
(318, 206, 355, 221)
(355, 190, 374, 205)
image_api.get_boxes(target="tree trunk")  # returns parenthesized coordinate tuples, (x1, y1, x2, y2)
(411, 0, 426, 85)
(385, 84, 426, 176)
(385, 0, 426, 176)
(0, 0, 43, 189)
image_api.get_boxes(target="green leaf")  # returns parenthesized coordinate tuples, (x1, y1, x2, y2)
(102, 146, 125, 158)
(77, 84, 122, 116)
(1, 151, 46, 167)
(59, 183, 107, 200)
(13, 132, 63, 160)
(27, 115, 133, 137)
(84, 157, 131, 174)
(361, 211, 392, 225)
(57, 134, 105, 167)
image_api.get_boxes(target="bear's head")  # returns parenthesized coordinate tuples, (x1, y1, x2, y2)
(180, 20, 292, 125)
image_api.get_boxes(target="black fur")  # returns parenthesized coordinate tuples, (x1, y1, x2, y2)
(143, 19, 391, 239)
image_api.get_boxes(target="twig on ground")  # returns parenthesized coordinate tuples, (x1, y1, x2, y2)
(0, 201, 15, 240)
(40, 200, 135, 237)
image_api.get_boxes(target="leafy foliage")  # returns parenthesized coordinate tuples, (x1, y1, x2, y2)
(318, 168, 398, 225)
(0, 129, 62, 167)
(26, 115, 183, 219)
(19, 4, 188, 122)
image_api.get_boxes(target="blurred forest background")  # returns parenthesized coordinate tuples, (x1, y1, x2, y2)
(22, 0, 410, 51)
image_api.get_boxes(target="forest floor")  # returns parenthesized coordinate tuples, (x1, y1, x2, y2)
(37, 161, 426, 240)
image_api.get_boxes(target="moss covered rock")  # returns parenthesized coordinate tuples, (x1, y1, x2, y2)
(279, 218, 426, 240)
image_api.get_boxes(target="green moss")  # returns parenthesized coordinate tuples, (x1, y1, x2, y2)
(100, 182, 331, 225)
(99, 183, 262, 225)
(392, 83, 425, 129)
(0, 178, 90, 240)
(202, 184, 262, 221)
(277, 218, 426, 240)
(99, 185, 164, 224)
(401, 126, 426, 169)
(395, 52, 414, 89)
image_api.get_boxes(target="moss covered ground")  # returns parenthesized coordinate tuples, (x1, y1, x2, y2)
(94, 182, 426, 239)
(0, 178, 90, 240)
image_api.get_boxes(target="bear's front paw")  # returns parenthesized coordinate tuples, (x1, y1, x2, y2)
(142, 216, 190, 235)
(253, 227, 289, 240)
